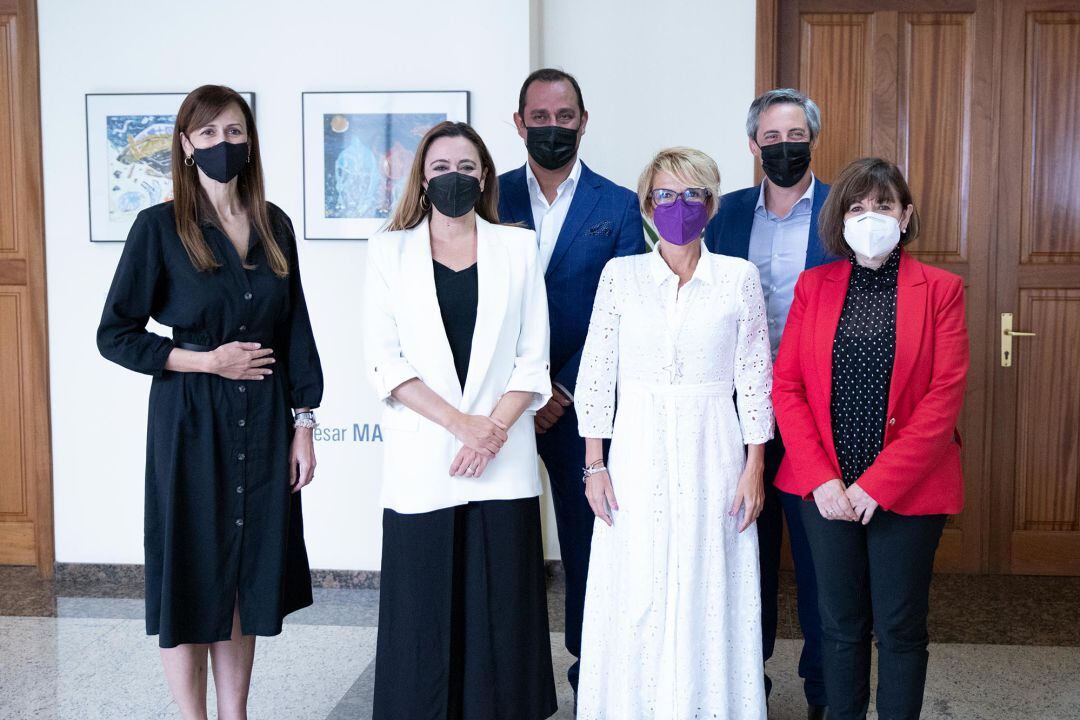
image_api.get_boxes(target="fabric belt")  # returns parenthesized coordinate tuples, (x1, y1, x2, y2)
(176, 342, 213, 352)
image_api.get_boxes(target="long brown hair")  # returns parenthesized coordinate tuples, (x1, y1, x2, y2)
(387, 121, 500, 231)
(171, 85, 289, 278)
(818, 157, 921, 257)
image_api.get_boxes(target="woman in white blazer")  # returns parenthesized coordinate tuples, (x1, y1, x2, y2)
(364, 121, 558, 720)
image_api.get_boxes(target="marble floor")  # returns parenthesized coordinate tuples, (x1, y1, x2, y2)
(1, 568, 1079, 719)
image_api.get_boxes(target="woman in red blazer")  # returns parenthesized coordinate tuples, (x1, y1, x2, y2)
(773, 158, 968, 720)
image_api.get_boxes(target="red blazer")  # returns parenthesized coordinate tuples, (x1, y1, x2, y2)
(772, 251, 969, 516)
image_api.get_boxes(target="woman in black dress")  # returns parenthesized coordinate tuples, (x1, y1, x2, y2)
(97, 85, 322, 720)
(364, 121, 557, 719)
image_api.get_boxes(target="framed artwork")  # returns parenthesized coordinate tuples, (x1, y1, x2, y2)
(85, 91, 256, 242)
(302, 90, 470, 240)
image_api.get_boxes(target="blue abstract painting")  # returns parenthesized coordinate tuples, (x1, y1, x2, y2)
(105, 114, 176, 222)
(322, 113, 445, 219)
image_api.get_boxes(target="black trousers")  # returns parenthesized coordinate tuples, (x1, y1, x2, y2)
(799, 500, 946, 720)
(535, 404, 598, 694)
(373, 498, 557, 720)
(759, 435, 827, 706)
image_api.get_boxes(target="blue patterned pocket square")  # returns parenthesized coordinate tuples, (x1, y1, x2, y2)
(586, 220, 613, 237)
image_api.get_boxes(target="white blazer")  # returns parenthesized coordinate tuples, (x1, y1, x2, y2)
(364, 216, 552, 514)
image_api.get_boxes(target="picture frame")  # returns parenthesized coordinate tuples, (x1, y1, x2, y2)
(301, 90, 470, 240)
(85, 91, 256, 242)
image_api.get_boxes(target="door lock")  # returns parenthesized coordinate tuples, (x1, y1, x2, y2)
(1001, 313, 1037, 367)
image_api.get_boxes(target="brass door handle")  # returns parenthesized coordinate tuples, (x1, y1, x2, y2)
(1001, 313, 1036, 367)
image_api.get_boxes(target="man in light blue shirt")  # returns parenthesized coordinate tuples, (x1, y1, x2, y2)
(705, 88, 832, 720)
(749, 173, 816, 358)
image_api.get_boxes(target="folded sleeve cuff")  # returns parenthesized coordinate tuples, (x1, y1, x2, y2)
(505, 363, 552, 413)
(371, 359, 420, 406)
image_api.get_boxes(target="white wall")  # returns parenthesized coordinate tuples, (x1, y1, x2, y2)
(40, 0, 757, 571)
(539, 0, 758, 193)
(40, 0, 530, 570)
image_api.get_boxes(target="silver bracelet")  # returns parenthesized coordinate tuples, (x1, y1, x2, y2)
(294, 411, 318, 430)
(581, 461, 607, 483)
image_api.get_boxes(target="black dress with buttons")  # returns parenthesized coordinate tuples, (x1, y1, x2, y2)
(830, 248, 900, 485)
(97, 202, 323, 648)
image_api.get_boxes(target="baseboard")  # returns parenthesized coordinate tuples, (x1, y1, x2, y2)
(53, 561, 568, 593)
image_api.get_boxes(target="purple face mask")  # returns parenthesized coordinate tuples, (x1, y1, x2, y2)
(653, 197, 709, 246)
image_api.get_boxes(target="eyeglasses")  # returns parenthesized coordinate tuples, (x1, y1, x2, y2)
(650, 187, 712, 206)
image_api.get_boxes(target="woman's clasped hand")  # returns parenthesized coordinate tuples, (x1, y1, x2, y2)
(448, 412, 509, 477)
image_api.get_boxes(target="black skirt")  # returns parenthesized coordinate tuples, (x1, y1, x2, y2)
(373, 497, 558, 720)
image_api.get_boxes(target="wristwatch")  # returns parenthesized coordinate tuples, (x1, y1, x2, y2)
(294, 411, 318, 429)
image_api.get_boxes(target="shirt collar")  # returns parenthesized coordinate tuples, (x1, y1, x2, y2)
(754, 173, 817, 218)
(848, 246, 902, 288)
(649, 244, 715, 287)
(526, 157, 582, 201)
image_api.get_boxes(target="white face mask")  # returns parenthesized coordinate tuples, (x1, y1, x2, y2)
(843, 211, 901, 263)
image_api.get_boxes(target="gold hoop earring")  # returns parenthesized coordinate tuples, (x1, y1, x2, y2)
(420, 194, 430, 212)
(184, 156, 194, 167)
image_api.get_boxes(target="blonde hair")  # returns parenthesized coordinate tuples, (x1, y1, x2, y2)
(637, 147, 722, 220)
(386, 121, 500, 231)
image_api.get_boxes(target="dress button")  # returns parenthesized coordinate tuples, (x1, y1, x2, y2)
(238, 385, 246, 393)
(235, 518, 244, 527)
(237, 453, 246, 461)
(244, 292, 253, 300)
(239, 325, 247, 332)
(238, 419, 246, 427)
(889, 417, 896, 426)
(236, 485, 244, 494)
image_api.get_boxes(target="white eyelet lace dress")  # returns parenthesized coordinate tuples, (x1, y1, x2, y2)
(575, 248, 773, 720)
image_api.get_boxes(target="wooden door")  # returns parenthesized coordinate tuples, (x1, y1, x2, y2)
(990, 2, 1080, 575)
(767, 0, 999, 572)
(0, 0, 53, 575)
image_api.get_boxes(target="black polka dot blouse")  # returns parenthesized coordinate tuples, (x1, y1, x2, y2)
(830, 248, 901, 486)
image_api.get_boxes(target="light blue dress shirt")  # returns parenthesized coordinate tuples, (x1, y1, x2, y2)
(747, 175, 816, 359)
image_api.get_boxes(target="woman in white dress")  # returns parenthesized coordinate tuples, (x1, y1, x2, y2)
(575, 147, 773, 719)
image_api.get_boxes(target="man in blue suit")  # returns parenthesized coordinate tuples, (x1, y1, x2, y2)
(498, 68, 645, 701)
(705, 88, 831, 720)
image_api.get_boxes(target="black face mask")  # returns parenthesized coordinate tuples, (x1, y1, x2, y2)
(425, 172, 482, 218)
(759, 141, 812, 188)
(525, 125, 579, 171)
(191, 140, 249, 184)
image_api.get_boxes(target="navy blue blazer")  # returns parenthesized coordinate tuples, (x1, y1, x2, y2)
(498, 162, 645, 395)
(704, 181, 833, 270)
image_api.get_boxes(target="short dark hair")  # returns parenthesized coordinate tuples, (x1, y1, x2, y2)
(817, 157, 921, 257)
(517, 68, 586, 118)
(746, 88, 822, 143)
